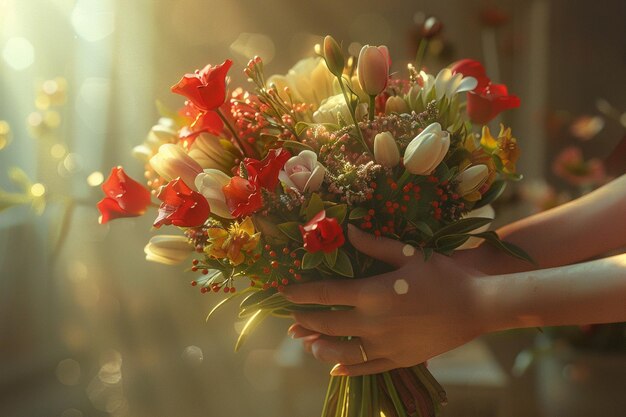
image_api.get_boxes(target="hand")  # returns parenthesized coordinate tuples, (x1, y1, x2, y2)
(281, 224, 487, 377)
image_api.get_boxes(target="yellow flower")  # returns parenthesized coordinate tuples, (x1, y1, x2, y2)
(480, 124, 520, 174)
(206, 217, 260, 266)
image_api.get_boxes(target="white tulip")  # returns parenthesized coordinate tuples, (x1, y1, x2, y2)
(279, 150, 326, 193)
(267, 57, 336, 106)
(144, 235, 193, 265)
(403, 122, 450, 175)
(457, 164, 489, 196)
(132, 118, 177, 161)
(194, 169, 234, 219)
(373, 132, 400, 168)
(313, 94, 352, 125)
(150, 144, 203, 190)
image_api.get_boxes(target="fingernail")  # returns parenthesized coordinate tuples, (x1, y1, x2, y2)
(330, 363, 346, 376)
(288, 329, 296, 339)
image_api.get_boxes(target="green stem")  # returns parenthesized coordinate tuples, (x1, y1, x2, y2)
(321, 376, 340, 417)
(216, 108, 251, 158)
(368, 96, 375, 121)
(337, 78, 372, 155)
(382, 372, 408, 417)
(414, 39, 429, 72)
(50, 198, 76, 267)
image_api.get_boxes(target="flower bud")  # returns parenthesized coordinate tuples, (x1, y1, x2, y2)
(373, 132, 400, 168)
(403, 122, 450, 175)
(150, 144, 203, 190)
(144, 235, 193, 265)
(357, 45, 390, 96)
(323, 35, 345, 77)
(456, 164, 489, 196)
(385, 96, 409, 114)
(279, 150, 326, 192)
(195, 169, 234, 219)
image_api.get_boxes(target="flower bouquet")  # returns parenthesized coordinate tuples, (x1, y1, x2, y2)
(99, 34, 530, 417)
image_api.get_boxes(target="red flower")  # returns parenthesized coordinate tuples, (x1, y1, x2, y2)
(171, 59, 233, 112)
(300, 210, 345, 253)
(179, 100, 224, 146)
(450, 59, 490, 90)
(97, 166, 151, 224)
(154, 178, 210, 228)
(451, 59, 520, 124)
(466, 83, 521, 125)
(243, 148, 291, 190)
(222, 176, 263, 218)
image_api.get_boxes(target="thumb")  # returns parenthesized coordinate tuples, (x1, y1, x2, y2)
(347, 224, 415, 268)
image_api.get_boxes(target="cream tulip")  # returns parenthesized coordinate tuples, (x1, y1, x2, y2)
(132, 118, 177, 161)
(403, 122, 450, 175)
(144, 235, 193, 265)
(279, 150, 326, 193)
(457, 164, 489, 196)
(150, 144, 203, 190)
(194, 169, 234, 219)
(267, 57, 336, 105)
(313, 94, 352, 125)
(373, 132, 400, 168)
(188, 133, 238, 173)
(357, 45, 390, 96)
(385, 96, 409, 114)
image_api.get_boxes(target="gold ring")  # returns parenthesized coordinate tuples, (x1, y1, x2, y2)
(358, 342, 368, 362)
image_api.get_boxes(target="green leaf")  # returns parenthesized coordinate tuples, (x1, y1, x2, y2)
(306, 193, 324, 221)
(473, 180, 506, 209)
(432, 217, 493, 240)
(295, 121, 338, 135)
(205, 289, 248, 322)
(235, 309, 272, 352)
(435, 233, 471, 252)
(326, 204, 347, 224)
(348, 207, 368, 220)
(276, 139, 315, 153)
(239, 288, 277, 310)
(302, 251, 324, 269)
(277, 222, 303, 242)
(472, 231, 535, 264)
(422, 247, 434, 261)
(409, 220, 433, 237)
(330, 250, 354, 277)
(323, 249, 338, 267)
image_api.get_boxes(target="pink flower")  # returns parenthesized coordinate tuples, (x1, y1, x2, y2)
(552, 146, 607, 186)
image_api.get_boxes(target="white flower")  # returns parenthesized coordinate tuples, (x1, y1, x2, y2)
(313, 94, 352, 124)
(267, 57, 336, 106)
(150, 144, 203, 190)
(408, 69, 477, 108)
(144, 235, 193, 265)
(194, 169, 234, 219)
(456, 205, 495, 250)
(373, 132, 400, 168)
(132, 118, 177, 162)
(403, 122, 450, 175)
(457, 165, 489, 196)
(279, 150, 326, 192)
(187, 133, 238, 173)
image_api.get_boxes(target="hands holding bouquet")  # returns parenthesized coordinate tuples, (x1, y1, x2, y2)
(98, 32, 543, 416)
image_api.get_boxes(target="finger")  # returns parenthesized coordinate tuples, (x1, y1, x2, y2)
(310, 336, 377, 366)
(287, 323, 320, 339)
(280, 279, 361, 306)
(347, 224, 416, 268)
(330, 358, 397, 377)
(293, 310, 365, 337)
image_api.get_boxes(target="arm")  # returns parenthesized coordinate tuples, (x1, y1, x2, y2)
(455, 174, 626, 274)
(282, 227, 626, 377)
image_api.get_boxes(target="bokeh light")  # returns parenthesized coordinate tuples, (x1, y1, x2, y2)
(56, 359, 81, 386)
(2, 37, 35, 70)
(87, 171, 104, 186)
(71, 0, 116, 42)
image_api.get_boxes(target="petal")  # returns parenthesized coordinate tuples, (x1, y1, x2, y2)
(303, 164, 326, 192)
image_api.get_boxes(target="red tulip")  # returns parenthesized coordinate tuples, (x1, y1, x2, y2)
(222, 176, 263, 218)
(451, 58, 520, 124)
(154, 178, 210, 228)
(466, 83, 521, 125)
(450, 59, 490, 90)
(299, 210, 345, 253)
(243, 148, 291, 190)
(171, 59, 233, 112)
(97, 167, 151, 224)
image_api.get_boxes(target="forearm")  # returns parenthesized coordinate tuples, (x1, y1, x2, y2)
(473, 253, 626, 333)
(456, 174, 626, 274)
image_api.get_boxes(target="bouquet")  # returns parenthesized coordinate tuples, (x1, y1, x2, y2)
(99, 34, 530, 417)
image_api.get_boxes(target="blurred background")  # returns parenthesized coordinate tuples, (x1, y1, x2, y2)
(1, 0, 625, 416)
